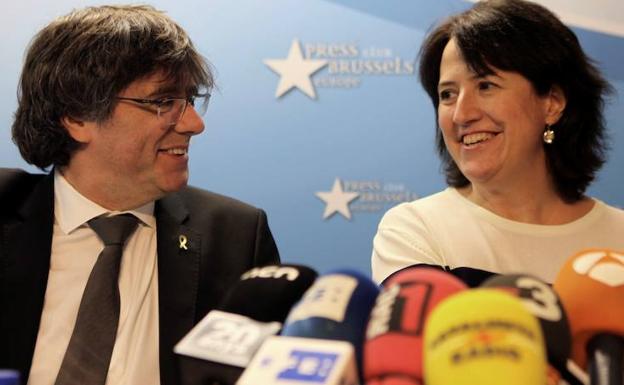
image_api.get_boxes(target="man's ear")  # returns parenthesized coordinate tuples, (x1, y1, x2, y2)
(545, 85, 567, 126)
(61, 116, 94, 143)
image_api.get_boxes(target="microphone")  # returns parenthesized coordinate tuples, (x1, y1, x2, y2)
(481, 274, 583, 385)
(237, 269, 380, 384)
(365, 377, 422, 385)
(423, 289, 547, 385)
(364, 267, 467, 384)
(553, 249, 624, 385)
(0, 370, 20, 385)
(174, 264, 318, 385)
(217, 264, 318, 322)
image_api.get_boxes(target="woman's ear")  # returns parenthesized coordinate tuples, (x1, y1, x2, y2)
(545, 85, 567, 125)
(61, 115, 94, 144)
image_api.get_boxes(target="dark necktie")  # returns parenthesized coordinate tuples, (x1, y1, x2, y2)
(55, 214, 139, 385)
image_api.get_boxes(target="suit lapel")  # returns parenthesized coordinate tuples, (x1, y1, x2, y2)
(2, 173, 54, 376)
(155, 192, 201, 385)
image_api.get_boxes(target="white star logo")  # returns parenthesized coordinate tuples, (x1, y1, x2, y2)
(264, 39, 327, 99)
(315, 178, 360, 220)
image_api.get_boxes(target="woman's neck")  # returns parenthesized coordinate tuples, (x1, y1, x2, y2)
(457, 182, 594, 225)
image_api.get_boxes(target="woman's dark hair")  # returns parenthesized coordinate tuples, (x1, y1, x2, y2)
(419, 0, 612, 202)
(12, 5, 214, 169)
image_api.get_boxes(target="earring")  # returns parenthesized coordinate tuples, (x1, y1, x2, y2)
(543, 125, 555, 144)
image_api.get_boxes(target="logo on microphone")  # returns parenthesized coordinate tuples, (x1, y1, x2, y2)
(451, 330, 521, 364)
(277, 350, 338, 382)
(174, 311, 281, 367)
(366, 284, 401, 339)
(571, 250, 624, 287)
(241, 265, 300, 281)
(286, 274, 357, 323)
(429, 319, 539, 366)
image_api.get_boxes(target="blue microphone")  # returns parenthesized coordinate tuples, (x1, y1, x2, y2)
(237, 269, 380, 384)
(281, 269, 380, 367)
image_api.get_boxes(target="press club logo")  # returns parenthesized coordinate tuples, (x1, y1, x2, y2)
(315, 177, 419, 221)
(264, 39, 415, 99)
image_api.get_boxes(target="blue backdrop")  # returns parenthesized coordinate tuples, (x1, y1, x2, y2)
(2, 0, 622, 276)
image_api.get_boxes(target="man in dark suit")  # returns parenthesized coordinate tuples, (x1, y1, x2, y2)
(0, 5, 279, 385)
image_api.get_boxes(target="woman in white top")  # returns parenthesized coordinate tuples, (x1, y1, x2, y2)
(372, 0, 624, 286)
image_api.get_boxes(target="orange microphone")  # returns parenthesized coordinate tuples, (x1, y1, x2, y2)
(553, 249, 624, 385)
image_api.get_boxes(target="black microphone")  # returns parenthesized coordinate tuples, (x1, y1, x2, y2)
(174, 264, 318, 385)
(217, 264, 317, 322)
(481, 274, 585, 385)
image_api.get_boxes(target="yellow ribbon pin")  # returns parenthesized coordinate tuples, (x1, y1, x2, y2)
(179, 235, 188, 250)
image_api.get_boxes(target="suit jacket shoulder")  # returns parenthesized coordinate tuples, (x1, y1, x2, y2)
(158, 185, 280, 314)
(178, 185, 271, 220)
(155, 185, 280, 385)
(0, 168, 53, 379)
(0, 168, 46, 218)
(165, 185, 280, 266)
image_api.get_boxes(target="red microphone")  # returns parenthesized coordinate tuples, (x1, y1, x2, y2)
(366, 377, 422, 385)
(553, 249, 624, 385)
(364, 267, 467, 384)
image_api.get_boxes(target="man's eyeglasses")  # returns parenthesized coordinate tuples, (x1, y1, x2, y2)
(115, 93, 210, 126)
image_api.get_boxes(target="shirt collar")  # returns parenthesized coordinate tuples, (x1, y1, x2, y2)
(54, 169, 156, 234)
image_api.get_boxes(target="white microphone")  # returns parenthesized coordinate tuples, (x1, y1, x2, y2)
(174, 310, 281, 367)
(236, 336, 358, 385)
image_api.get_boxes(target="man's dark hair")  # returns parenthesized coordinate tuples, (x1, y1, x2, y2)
(12, 5, 214, 169)
(418, 0, 611, 202)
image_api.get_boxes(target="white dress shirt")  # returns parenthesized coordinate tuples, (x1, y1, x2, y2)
(28, 170, 161, 385)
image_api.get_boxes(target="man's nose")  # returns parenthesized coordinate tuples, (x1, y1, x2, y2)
(174, 105, 205, 136)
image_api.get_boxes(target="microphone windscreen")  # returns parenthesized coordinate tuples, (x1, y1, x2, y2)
(553, 249, 624, 368)
(281, 269, 380, 369)
(218, 264, 318, 322)
(364, 267, 467, 382)
(482, 274, 572, 371)
(366, 377, 422, 385)
(424, 289, 547, 385)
